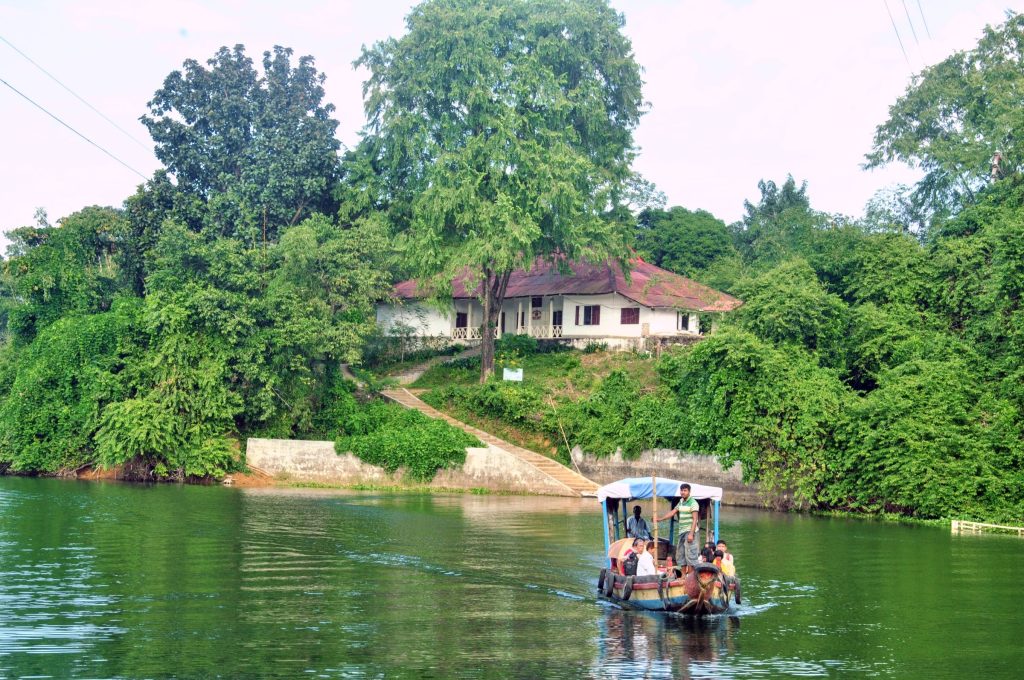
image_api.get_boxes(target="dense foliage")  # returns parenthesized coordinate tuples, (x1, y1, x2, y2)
(0, 46, 389, 480)
(334, 397, 479, 482)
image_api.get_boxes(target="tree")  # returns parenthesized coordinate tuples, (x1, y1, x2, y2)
(732, 175, 821, 264)
(659, 329, 848, 505)
(2, 206, 125, 342)
(865, 11, 1024, 219)
(732, 259, 849, 369)
(356, 0, 644, 381)
(142, 45, 341, 242)
(635, 206, 736, 277)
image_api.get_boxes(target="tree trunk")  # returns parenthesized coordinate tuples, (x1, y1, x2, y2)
(479, 266, 512, 383)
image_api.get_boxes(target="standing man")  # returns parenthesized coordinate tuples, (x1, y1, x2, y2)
(654, 483, 700, 573)
(626, 505, 652, 540)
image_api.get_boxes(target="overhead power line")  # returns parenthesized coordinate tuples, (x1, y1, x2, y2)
(901, 0, 920, 45)
(0, 33, 150, 151)
(882, 0, 912, 68)
(1, 75, 149, 181)
(916, 0, 933, 39)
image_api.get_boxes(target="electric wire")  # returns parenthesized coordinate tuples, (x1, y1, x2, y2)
(915, 0, 933, 39)
(882, 0, 912, 68)
(901, 0, 920, 45)
(1, 75, 149, 181)
(0, 33, 150, 151)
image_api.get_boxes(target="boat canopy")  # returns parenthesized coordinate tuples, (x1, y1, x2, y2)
(596, 477, 723, 503)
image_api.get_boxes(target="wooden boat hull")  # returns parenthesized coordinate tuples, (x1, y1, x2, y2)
(598, 565, 734, 616)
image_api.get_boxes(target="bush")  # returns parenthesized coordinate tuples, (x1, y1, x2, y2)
(424, 382, 546, 428)
(659, 329, 848, 503)
(582, 341, 608, 354)
(550, 371, 683, 459)
(827, 358, 1021, 519)
(495, 334, 538, 356)
(335, 401, 479, 481)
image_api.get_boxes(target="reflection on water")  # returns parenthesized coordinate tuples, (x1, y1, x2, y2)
(1, 478, 1024, 678)
(595, 609, 739, 679)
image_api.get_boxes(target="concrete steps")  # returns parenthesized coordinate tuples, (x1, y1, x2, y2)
(381, 388, 599, 497)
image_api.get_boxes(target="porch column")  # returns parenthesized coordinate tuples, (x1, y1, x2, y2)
(548, 298, 554, 338)
(527, 298, 533, 335)
(466, 302, 473, 336)
(517, 300, 523, 334)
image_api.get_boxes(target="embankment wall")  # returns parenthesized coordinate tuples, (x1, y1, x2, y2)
(570, 446, 766, 507)
(245, 438, 576, 496)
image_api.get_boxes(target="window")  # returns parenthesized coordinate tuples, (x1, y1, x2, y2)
(520, 311, 526, 328)
(456, 312, 468, 329)
(677, 312, 689, 331)
(552, 310, 563, 326)
(620, 308, 640, 325)
(500, 312, 506, 333)
(576, 304, 601, 326)
(531, 296, 543, 308)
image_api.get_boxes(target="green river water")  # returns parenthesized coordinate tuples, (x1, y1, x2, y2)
(1, 477, 1023, 679)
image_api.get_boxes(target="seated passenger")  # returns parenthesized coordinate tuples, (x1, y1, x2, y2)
(622, 538, 643, 575)
(626, 505, 652, 540)
(715, 540, 736, 577)
(637, 540, 657, 576)
(716, 539, 735, 564)
(699, 542, 716, 563)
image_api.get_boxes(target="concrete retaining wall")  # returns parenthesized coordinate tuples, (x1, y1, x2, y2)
(570, 446, 764, 507)
(246, 438, 576, 496)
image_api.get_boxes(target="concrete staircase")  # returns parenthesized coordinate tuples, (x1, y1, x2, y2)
(381, 388, 599, 497)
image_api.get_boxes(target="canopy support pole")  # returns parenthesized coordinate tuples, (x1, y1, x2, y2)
(602, 499, 612, 568)
(713, 499, 720, 543)
(651, 475, 659, 567)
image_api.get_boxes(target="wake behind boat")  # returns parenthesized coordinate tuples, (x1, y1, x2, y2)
(596, 477, 741, 615)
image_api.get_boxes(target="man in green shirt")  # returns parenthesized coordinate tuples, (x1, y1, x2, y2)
(654, 483, 700, 573)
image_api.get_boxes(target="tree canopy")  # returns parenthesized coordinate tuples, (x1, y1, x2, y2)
(866, 11, 1024, 219)
(142, 45, 341, 241)
(355, 0, 644, 380)
(634, 206, 736, 277)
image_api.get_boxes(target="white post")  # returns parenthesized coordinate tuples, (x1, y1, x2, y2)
(517, 300, 523, 334)
(527, 298, 533, 336)
(548, 297, 554, 338)
(467, 301, 473, 333)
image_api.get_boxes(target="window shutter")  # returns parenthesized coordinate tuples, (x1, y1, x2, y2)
(593, 305, 600, 325)
(575, 306, 580, 325)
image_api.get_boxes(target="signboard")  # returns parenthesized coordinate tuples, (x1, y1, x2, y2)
(502, 367, 524, 382)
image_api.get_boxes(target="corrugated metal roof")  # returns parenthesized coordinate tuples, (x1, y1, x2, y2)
(393, 258, 742, 312)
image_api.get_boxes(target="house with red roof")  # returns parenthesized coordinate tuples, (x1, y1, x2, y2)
(377, 258, 742, 349)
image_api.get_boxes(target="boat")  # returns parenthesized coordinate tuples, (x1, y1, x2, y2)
(596, 476, 740, 615)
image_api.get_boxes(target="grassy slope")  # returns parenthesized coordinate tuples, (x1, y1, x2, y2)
(408, 350, 662, 458)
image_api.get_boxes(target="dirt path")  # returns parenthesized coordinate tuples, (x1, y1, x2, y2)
(380, 387, 599, 497)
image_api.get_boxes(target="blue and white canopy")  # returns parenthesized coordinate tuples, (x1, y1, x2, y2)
(596, 477, 723, 503)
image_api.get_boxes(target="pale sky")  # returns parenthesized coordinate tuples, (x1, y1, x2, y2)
(0, 1, 1018, 250)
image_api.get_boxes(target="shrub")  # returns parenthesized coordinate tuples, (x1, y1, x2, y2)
(550, 371, 683, 459)
(424, 382, 546, 428)
(582, 340, 608, 354)
(335, 401, 479, 481)
(495, 334, 538, 356)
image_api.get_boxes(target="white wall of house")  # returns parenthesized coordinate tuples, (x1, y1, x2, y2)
(377, 294, 702, 340)
(376, 302, 452, 337)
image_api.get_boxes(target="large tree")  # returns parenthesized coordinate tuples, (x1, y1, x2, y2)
(635, 206, 735, 277)
(142, 45, 341, 242)
(356, 0, 644, 380)
(866, 11, 1024, 220)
